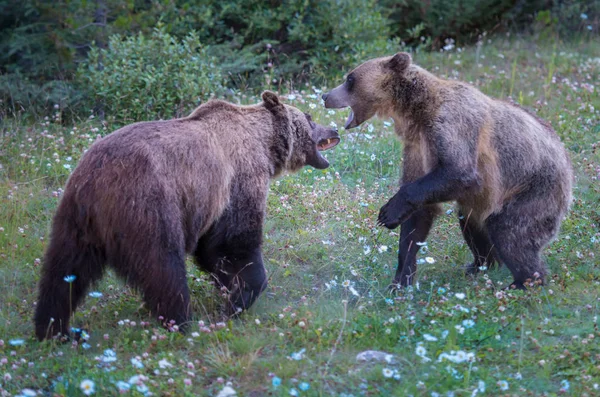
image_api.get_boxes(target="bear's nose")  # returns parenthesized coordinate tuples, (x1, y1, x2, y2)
(321, 93, 329, 101)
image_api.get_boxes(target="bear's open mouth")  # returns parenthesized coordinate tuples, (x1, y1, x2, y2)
(317, 137, 340, 151)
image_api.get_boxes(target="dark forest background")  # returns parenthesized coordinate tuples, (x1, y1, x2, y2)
(1, 0, 598, 120)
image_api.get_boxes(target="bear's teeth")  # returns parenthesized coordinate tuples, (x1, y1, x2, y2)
(345, 110, 355, 129)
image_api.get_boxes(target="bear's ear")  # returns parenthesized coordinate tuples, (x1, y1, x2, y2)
(386, 52, 412, 72)
(262, 91, 284, 112)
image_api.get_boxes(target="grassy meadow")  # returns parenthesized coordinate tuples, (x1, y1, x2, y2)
(1, 37, 599, 396)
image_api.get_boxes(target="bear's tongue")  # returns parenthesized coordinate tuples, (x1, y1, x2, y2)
(344, 109, 355, 129)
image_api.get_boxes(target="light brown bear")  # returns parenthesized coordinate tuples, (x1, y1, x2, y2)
(323, 53, 572, 289)
(34, 91, 340, 340)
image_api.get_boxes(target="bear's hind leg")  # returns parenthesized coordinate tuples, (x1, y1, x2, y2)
(459, 210, 497, 275)
(35, 232, 106, 341)
(484, 197, 561, 288)
(115, 246, 191, 329)
(194, 226, 267, 316)
(196, 241, 267, 316)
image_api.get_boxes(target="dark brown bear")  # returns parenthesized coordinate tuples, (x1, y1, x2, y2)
(322, 53, 572, 289)
(34, 91, 340, 340)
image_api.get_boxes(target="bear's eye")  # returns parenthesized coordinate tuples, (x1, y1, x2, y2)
(303, 113, 315, 128)
(346, 74, 355, 89)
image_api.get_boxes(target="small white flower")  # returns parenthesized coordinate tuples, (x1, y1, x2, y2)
(101, 349, 117, 363)
(367, 124, 374, 133)
(80, 379, 95, 395)
(216, 386, 237, 397)
(425, 257, 435, 264)
(378, 245, 388, 253)
(255, 318, 261, 325)
(290, 348, 306, 360)
(158, 359, 173, 369)
(370, 154, 376, 161)
(131, 357, 144, 369)
(116, 381, 131, 392)
(455, 292, 466, 300)
(477, 380, 486, 392)
(415, 342, 430, 362)
(497, 380, 509, 391)
(382, 368, 394, 378)
(462, 319, 475, 328)
(423, 334, 438, 342)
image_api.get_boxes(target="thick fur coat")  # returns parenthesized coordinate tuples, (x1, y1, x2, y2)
(323, 53, 572, 288)
(34, 91, 339, 340)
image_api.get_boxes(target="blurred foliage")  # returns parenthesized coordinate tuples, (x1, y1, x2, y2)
(1, 0, 598, 120)
(383, 0, 599, 47)
(79, 28, 224, 122)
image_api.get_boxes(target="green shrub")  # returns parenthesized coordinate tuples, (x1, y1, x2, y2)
(78, 28, 225, 123)
(194, 0, 396, 87)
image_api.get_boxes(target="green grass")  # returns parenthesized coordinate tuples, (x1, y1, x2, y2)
(1, 36, 599, 396)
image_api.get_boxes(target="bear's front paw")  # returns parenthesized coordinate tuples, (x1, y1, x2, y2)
(377, 203, 402, 229)
(377, 198, 413, 230)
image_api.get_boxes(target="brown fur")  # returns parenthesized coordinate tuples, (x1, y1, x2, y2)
(323, 53, 573, 288)
(34, 91, 340, 340)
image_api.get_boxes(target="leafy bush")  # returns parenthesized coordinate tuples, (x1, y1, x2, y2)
(79, 28, 225, 122)
(186, 0, 397, 87)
